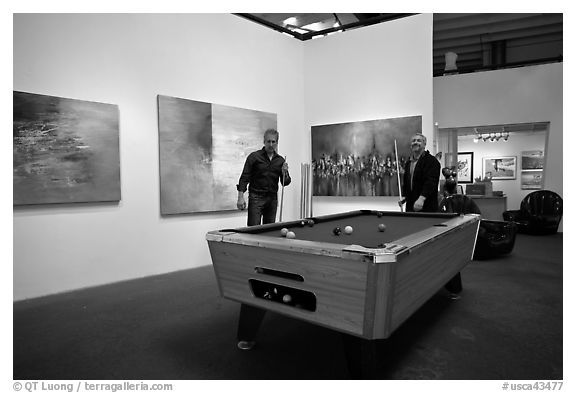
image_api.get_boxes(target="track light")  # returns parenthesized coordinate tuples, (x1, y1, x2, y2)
(474, 128, 509, 143)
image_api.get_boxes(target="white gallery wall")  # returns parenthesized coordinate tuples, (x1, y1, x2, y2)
(13, 14, 433, 300)
(433, 63, 563, 205)
(304, 14, 434, 215)
(13, 14, 307, 300)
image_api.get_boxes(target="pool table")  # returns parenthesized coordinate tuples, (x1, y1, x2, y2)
(206, 210, 480, 376)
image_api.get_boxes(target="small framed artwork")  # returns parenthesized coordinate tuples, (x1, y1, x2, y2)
(483, 156, 517, 180)
(457, 152, 474, 183)
(522, 150, 545, 170)
(521, 170, 544, 190)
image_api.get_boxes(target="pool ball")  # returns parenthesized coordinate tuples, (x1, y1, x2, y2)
(286, 231, 296, 239)
(332, 227, 342, 236)
(378, 223, 387, 232)
(307, 219, 315, 227)
(280, 228, 289, 237)
(300, 220, 307, 227)
(282, 294, 292, 303)
(377, 211, 384, 217)
(344, 225, 353, 234)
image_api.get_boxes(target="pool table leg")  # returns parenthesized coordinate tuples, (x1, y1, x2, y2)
(237, 303, 266, 350)
(341, 334, 379, 379)
(445, 272, 463, 297)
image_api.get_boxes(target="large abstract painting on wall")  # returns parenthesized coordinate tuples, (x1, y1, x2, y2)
(311, 115, 421, 196)
(13, 91, 121, 205)
(158, 95, 277, 214)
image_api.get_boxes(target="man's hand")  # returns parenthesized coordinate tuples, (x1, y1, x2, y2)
(282, 161, 289, 173)
(414, 195, 426, 212)
(398, 198, 406, 208)
(237, 194, 247, 210)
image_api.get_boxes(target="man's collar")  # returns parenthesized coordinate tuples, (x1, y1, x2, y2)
(260, 147, 277, 158)
(410, 150, 428, 162)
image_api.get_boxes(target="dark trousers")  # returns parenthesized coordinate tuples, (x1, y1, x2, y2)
(247, 192, 278, 226)
(238, 193, 277, 344)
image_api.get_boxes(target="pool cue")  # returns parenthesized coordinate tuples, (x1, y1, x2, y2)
(309, 164, 313, 217)
(394, 140, 404, 212)
(279, 156, 287, 221)
(300, 163, 304, 218)
(307, 164, 310, 216)
(304, 164, 309, 217)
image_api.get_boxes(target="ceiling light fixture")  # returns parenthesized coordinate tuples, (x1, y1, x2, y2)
(474, 128, 510, 143)
(282, 17, 297, 26)
(284, 24, 315, 34)
(472, 128, 480, 143)
(333, 13, 343, 30)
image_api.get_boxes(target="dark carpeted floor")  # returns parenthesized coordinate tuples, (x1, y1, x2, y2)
(13, 233, 563, 380)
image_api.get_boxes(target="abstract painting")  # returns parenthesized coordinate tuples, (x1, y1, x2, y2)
(311, 115, 421, 196)
(522, 150, 545, 170)
(483, 156, 517, 180)
(521, 170, 544, 190)
(158, 95, 276, 214)
(13, 91, 121, 205)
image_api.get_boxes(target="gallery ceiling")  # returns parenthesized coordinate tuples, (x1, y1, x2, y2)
(237, 13, 563, 76)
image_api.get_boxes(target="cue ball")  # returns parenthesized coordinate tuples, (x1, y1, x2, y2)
(280, 228, 289, 237)
(282, 294, 292, 303)
(286, 231, 296, 239)
(378, 223, 387, 232)
(344, 225, 353, 234)
(333, 227, 342, 236)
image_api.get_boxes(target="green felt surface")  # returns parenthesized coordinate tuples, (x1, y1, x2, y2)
(244, 211, 454, 248)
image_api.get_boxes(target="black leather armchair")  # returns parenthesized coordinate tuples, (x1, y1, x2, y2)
(439, 194, 481, 215)
(439, 194, 517, 260)
(473, 220, 518, 260)
(502, 190, 563, 235)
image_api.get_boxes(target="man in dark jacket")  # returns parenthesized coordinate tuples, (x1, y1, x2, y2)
(235, 128, 291, 350)
(236, 128, 291, 226)
(399, 133, 462, 298)
(399, 133, 440, 212)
